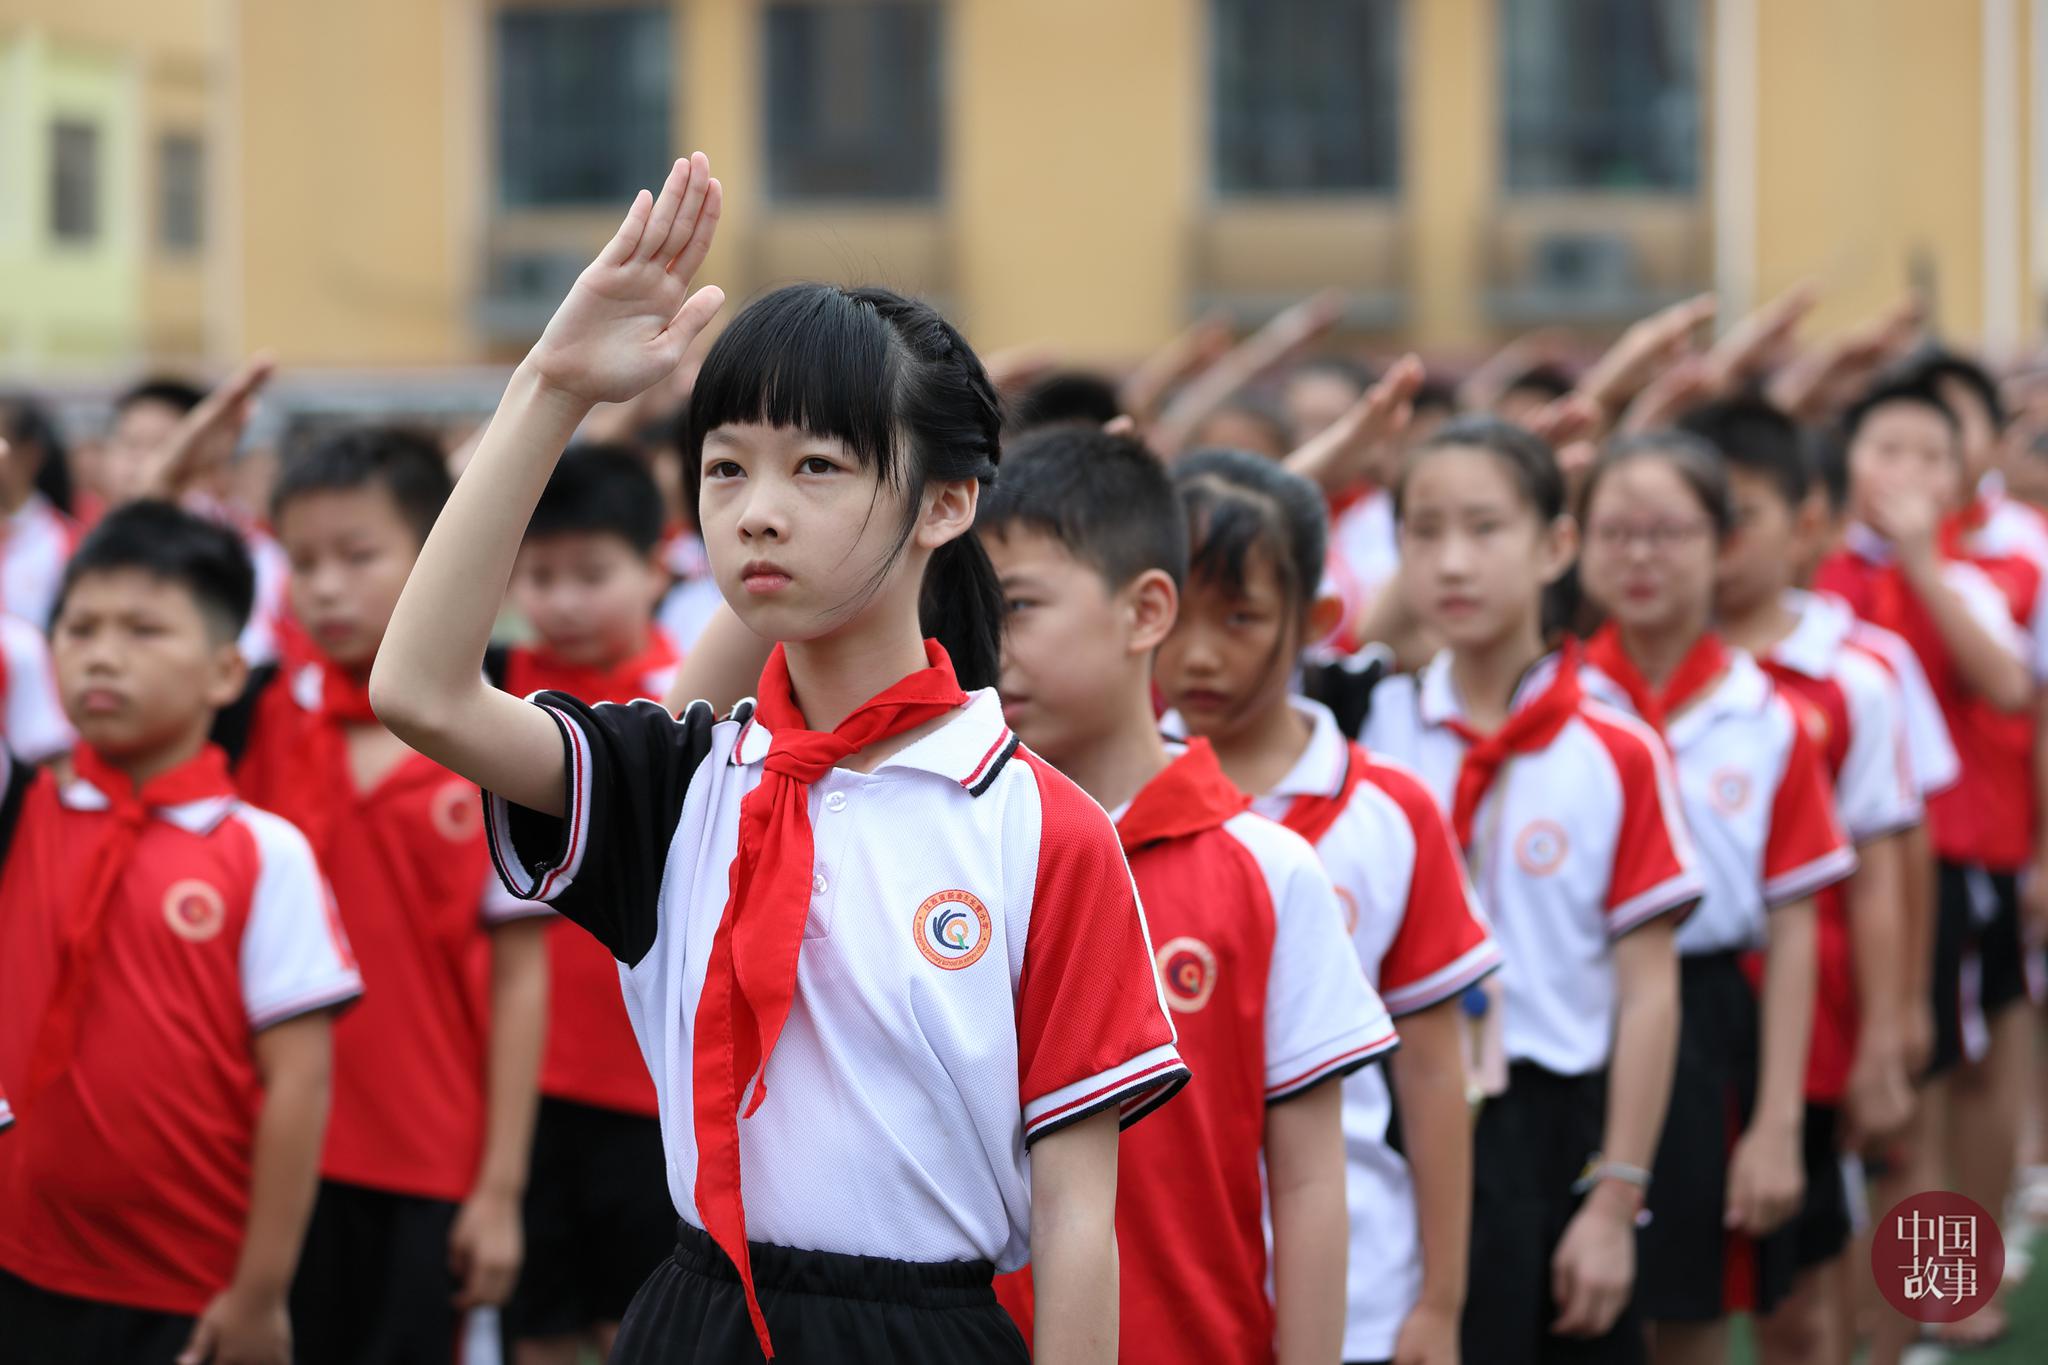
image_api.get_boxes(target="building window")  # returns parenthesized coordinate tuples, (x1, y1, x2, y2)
(496, 5, 672, 208)
(159, 133, 204, 251)
(764, 2, 942, 202)
(1211, 0, 1401, 196)
(51, 120, 100, 243)
(1501, 0, 1700, 192)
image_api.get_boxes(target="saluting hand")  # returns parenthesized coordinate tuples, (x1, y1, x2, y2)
(527, 152, 726, 408)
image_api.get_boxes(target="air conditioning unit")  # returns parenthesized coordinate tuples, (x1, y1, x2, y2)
(476, 249, 590, 343)
(1530, 231, 1637, 299)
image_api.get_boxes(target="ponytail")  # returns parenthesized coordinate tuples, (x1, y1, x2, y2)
(921, 531, 1005, 691)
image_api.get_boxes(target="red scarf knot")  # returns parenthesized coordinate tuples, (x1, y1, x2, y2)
(1581, 625, 1729, 736)
(1443, 642, 1584, 850)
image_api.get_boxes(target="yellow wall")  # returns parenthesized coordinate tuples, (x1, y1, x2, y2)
(203, 0, 2046, 366)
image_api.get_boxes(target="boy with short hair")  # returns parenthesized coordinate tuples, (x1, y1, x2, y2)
(499, 446, 679, 1364)
(225, 427, 550, 1365)
(1691, 398, 1924, 1363)
(0, 500, 362, 1365)
(980, 426, 1394, 1364)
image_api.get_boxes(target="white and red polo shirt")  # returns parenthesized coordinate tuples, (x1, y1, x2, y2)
(0, 744, 362, 1315)
(1363, 650, 1704, 1076)
(0, 492, 80, 630)
(1582, 649, 1857, 957)
(503, 636, 681, 1118)
(0, 612, 72, 763)
(1767, 592, 1925, 1101)
(1249, 696, 1498, 1362)
(236, 661, 550, 1203)
(484, 685, 1188, 1271)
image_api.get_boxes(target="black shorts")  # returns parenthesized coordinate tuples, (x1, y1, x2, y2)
(504, 1095, 673, 1339)
(289, 1179, 461, 1365)
(1636, 952, 1799, 1322)
(0, 1267, 193, 1365)
(1462, 1063, 1646, 1365)
(611, 1220, 1029, 1365)
(1929, 862, 2042, 1078)
(1788, 1104, 1852, 1272)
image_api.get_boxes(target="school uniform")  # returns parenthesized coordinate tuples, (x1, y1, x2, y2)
(0, 491, 80, 629)
(0, 612, 73, 763)
(1364, 644, 1704, 1365)
(228, 655, 552, 1365)
(994, 736, 1397, 1361)
(0, 741, 362, 1361)
(485, 641, 1188, 1364)
(1816, 525, 2041, 1075)
(1320, 489, 1397, 656)
(1762, 591, 1925, 1272)
(1250, 696, 1500, 1365)
(498, 635, 683, 1341)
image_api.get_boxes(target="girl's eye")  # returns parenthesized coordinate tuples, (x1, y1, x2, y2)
(1227, 611, 1263, 629)
(1471, 518, 1503, 537)
(799, 456, 838, 476)
(706, 460, 744, 480)
(1004, 598, 1037, 615)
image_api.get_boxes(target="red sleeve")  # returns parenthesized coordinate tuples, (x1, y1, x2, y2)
(1015, 752, 1189, 1144)
(1763, 694, 1858, 905)
(1363, 758, 1502, 1017)
(1585, 709, 1706, 936)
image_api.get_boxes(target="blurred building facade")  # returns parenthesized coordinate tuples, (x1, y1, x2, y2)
(5, 0, 2046, 374)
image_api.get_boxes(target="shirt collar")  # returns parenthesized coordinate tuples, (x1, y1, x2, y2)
(58, 770, 239, 835)
(1417, 647, 1567, 728)
(731, 686, 1018, 794)
(1842, 521, 1893, 564)
(1769, 589, 1852, 678)
(1580, 646, 1773, 749)
(1267, 695, 1351, 799)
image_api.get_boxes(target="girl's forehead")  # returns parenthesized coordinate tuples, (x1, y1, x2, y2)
(1404, 446, 1525, 506)
(1589, 457, 1694, 510)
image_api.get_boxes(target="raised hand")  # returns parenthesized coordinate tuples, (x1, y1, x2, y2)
(125, 353, 275, 504)
(1702, 283, 1817, 395)
(527, 153, 725, 408)
(1283, 353, 1423, 493)
(1576, 293, 1717, 425)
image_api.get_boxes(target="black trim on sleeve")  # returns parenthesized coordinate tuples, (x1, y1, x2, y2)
(1264, 1048, 1391, 1107)
(250, 984, 365, 1034)
(1023, 1066, 1193, 1147)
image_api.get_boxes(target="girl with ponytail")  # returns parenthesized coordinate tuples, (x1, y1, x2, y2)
(373, 155, 1185, 1365)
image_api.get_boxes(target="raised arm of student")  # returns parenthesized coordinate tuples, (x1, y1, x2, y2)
(371, 155, 725, 814)
(1875, 489, 2032, 712)
(179, 1011, 334, 1365)
(1727, 898, 1816, 1237)
(1028, 1109, 1121, 1365)
(1267, 1080, 1349, 1365)
(1552, 918, 1679, 1339)
(450, 917, 547, 1309)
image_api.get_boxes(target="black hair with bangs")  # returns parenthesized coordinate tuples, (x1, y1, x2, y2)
(684, 283, 1005, 689)
(979, 427, 1186, 590)
(1173, 448, 1328, 617)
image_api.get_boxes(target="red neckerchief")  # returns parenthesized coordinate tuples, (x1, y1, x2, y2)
(25, 743, 238, 1106)
(508, 633, 679, 706)
(245, 657, 376, 866)
(1279, 741, 1371, 849)
(1938, 497, 1993, 562)
(1114, 738, 1251, 854)
(1582, 625, 1730, 736)
(693, 640, 968, 1359)
(1442, 642, 1583, 849)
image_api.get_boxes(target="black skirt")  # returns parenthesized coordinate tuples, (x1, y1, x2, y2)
(1636, 951, 1800, 1322)
(610, 1220, 1030, 1364)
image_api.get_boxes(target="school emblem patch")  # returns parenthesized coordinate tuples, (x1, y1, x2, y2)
(1514, 820, 1569, 876)
(915, 890, 992, 970)
(1710, 768, 1753, 815)
(431, 779, 484, 843)
(163, 879, 227, 943)
(1156, 936, 1218, 1013)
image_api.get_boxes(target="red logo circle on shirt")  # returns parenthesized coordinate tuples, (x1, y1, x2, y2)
(1334, 887, 1360, 936)
(430, 780, 483, 843)
(914, 890, 992, 971)
(1514, 820, 1569, 876)
(1156, 936, 1218, 1013)
(163, 879, 227, 943)
(1710, 768, 1753, 816)
(1871, 1191, 2005, 1324)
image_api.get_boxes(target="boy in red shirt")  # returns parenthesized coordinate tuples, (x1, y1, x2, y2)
(0, 501, 361, 1364)
(981, 428, 1394, 1363)
(499, 447, 680, 1363)
(223, 428, 550, 1365)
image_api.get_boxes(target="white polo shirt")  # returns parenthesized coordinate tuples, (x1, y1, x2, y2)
(0, 613, 72, 764)
(1582, 649, 1857, 955)
(1362, 650, 1704, 1076)
(1773, 591, 1925, 838)
(1249, 696, 1500, 1363)
(1825, 599, 1961, 800)
(0, 494, 75, 631)
(484, 686, 1188, 1271)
